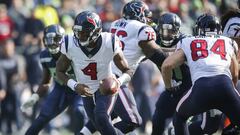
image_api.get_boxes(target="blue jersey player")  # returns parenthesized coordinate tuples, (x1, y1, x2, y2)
(21, 24, 86, 135)
(152, 12, 192, 135)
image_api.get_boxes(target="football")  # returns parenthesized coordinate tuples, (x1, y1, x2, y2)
(99, 76, 119, 95)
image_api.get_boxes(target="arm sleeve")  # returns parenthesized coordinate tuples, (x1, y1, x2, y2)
(112, 35, 122, 55)
(60, 35, 71, 59)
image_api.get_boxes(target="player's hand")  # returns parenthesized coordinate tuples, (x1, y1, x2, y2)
(165, 86, 181, 98)
(113, 77, 121, 90)
(75, 83, 93, 97)
(20, 93, 39, 112)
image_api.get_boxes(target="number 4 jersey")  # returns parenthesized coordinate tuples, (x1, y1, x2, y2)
(177, 35, 238, 83)
(61, 32, 122, 94)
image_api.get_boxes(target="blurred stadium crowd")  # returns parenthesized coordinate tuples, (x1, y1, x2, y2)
(0, 0, 238, 135)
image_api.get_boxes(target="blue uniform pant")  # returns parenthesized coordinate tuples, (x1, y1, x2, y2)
(174, 75, 240, 135)
(82, 85, 142, 134)
(82, 90, 122, 135)
(25, 82, 85, 135)
(152, 90, 183, 135)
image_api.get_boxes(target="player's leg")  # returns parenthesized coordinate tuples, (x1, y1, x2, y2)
(218, 77, 240, 127)
(81, 95, 97, 135)
(113, 85, 142, 134)
(80, 120, 96, 135)
(25, 83, 69, 135)
(174, 77, 215, 135)
(188, 109, 222, 135)
(152, 90, 181, 135)
(71, 94, 87, 135)
(94, 90, 122, 135)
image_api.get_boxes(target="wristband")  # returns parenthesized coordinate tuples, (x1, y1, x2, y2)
(67, 79, 77, 91)
(32, 93, 40, 102)
(117, 73, 131, 86)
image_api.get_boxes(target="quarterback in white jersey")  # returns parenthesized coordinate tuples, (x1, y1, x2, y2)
(161, 14, 240, 135)
(56, 11, 132, 135)
(60, 33, 121, 94)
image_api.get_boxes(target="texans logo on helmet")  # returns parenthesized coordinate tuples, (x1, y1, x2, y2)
(87, 16, 96, 27)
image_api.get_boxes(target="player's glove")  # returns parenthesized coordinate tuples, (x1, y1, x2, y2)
(20, 93, 39, 112)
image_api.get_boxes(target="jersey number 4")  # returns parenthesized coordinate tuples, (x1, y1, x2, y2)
(82, 63, 97, 80)
(191, 39, 226, 61)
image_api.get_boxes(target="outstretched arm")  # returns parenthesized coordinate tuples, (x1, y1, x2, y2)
(56, 54, 72, 85)
(113, 51, 133, 86)
(21, 67, 51, 112)
(161, 49, 185, 89)
(139, 40, 167, 69)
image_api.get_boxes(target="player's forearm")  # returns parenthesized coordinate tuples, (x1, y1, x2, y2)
(56, 67, 78, 91)
(36, 84, 50, 97)
(56, 71, 72, 85)
(56, 54, 72, 86)
(118, 69, 133, 86)
(161, 63, 173, 89)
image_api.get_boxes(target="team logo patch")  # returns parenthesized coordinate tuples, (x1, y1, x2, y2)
(87, 16, 96, 26)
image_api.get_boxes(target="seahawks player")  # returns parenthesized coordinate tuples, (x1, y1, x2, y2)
(21, 24, 86, 135)
(152, 12, 192, 135)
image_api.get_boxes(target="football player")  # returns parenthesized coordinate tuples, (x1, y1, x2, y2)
(21, 24, 86, 135)
(109, 0, 167, 134)
(80, 1, 167, 134)
(221, 0, 240, 38)
(56, 11, 133, 135)
(220, 1, 240, 134)
(161, 13, 240, 135)
(152, 12, 192, 135)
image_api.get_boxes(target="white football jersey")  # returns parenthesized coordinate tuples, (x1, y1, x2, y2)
(110, 18, 156, 76)
(61, 32, 122, 94)
(177, 35, 238, 83)
(223, 17, 240, 37)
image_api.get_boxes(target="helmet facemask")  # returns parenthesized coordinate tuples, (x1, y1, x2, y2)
(43, 32, 63, 54)
(159, 24, 179, 47)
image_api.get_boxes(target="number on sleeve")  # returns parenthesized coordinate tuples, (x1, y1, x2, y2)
(145, 31, 156, 40)
(82, 63, 97, 80)
(190, 39, 226, 61)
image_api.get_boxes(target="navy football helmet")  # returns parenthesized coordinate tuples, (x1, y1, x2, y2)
(73, 11, 102, 47)
(157, 12, 181, 47)
(122, 0, 152, 23)
(43, 24, 65, 54)
(194, 14, 221, 36)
